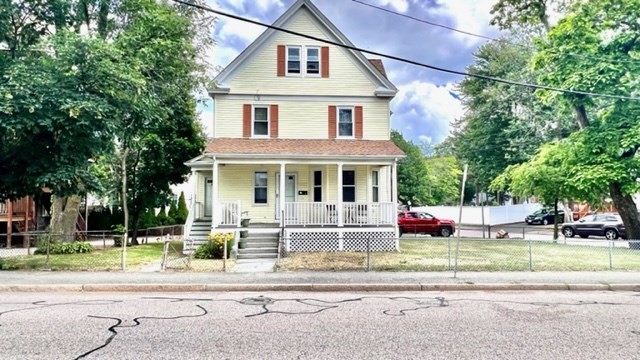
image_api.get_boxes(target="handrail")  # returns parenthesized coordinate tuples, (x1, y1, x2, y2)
(184, 194, 196, 239)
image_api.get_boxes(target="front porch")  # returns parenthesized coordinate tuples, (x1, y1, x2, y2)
(184, 148, 403, 252)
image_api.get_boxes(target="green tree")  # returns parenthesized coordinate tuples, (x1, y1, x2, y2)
(425, 156, 462, 205)
(155, 205, 168, 226)
(530, 0, 640, 238)
(168, 199, 178, 223)
(391, 130, 431, 206)
(175, 192, 189, 224)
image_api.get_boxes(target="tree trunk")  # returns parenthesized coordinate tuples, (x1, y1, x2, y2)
(609, 182, 640, 240)
(121, 147, 130, 270)
(49, 195, 82, 242)
(130, 209, 140, 245)
(573, 104, 588, 129)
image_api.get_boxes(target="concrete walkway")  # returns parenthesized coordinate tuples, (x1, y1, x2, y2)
(230, 259, 276, 273)
(0, 271, 639, 292)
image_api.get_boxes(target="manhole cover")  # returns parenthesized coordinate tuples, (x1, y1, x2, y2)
(240, 296, 274, 306)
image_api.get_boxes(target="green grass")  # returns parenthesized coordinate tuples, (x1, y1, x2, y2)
(277, 239, 640, 272)
(2, 241, 166, 271)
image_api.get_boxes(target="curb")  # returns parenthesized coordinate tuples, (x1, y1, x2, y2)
(0, 283, 639, 292)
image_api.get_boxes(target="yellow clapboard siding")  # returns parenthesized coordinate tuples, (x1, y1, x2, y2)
(215, 98, 389, 140)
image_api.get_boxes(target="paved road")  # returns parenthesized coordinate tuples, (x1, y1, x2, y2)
(1, 291, 639, 359)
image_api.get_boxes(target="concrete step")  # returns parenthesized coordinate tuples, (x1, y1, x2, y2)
(243, 241, 278, 249)
(238, 247, 278, 255)
(237, 253, 278, 260)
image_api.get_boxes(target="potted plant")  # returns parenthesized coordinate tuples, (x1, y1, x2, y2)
(112, 224, 126, 247)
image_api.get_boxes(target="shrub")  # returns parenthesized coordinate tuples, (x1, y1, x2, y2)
(193, 232, 233, 259)
(34, 239, 94, 255)
(175, 192, 189, 224)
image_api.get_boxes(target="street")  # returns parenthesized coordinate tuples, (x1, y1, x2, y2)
(1, 291, 639, 359)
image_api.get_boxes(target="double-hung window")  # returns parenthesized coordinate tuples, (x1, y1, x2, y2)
(306, 47, 320, 75)
(338, 107, 354, 138)
(286, 46, 301, 75)
(254, 172, 268, 204)
(253, 106, 269, 137)
(371, 170, 379, 202)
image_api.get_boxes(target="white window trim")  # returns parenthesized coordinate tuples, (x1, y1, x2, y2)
(305, 46, 321, 77)
(285, 45, 302, 76)
(252, 105, 270, 138)
(337, 106, 355, 139)
(253, 171, 269, 206)
(371, 170, 379, 203)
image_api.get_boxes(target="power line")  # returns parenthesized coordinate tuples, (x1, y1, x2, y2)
(352, 0, 640, 66)
(171, 0, 640, 101)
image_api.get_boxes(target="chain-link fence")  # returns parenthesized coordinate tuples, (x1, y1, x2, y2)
(160, 238, 233, 272)
(276, 234, 640, 272)
(0, 225, 186, 271)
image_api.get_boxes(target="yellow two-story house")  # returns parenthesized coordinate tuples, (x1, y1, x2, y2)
(184, 0, 404, 257)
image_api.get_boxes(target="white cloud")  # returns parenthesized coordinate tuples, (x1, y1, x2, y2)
(198, 106, 214, 137)
(429, 0, 499, 46)
(418, 135, 432, 144)
(374, 0, 409, 13)
(391, 80, 463, 143)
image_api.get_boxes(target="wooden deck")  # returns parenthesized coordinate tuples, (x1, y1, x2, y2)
(1, 197, 34, 248)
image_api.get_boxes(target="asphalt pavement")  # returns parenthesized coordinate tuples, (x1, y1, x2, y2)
(1, 291, 639, 359)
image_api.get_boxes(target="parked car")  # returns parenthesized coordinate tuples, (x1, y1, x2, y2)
(525, 208, 565, 225)
(397, 211, 455, 237)
(561, 214, 626, 240)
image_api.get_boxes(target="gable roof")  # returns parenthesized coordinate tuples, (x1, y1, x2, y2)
(213, 0, 397, 95)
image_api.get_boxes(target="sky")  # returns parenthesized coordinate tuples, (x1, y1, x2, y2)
(200, 0, 504, 146)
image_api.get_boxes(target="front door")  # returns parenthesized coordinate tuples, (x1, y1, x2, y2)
(276, 173, 296, 219)
(204, 177, 212, 217)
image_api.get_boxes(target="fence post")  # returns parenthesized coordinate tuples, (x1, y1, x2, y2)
(366, 236, 371, 272)
(608, 240, 613, 270)
(161, 239, 170, 271)
(45, 235, 51, 269)
(522, 227, 525, 240)
(102, 231, 106, 249)
(223, 234, 227, 272)
(447, 237, 451, 270)
(528, 240, 533, 271)
(488, 224, 491, 238)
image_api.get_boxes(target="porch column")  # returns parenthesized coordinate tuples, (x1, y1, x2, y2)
(190, 169, 197, 219)
(279, 162, 286, 227)
(391, 160, 399, 241)
(211, 158, 219, 230)
(337, 162, 343, 227)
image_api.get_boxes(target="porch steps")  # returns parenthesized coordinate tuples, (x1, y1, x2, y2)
(237, 232, 279, 260)
(184, 219, 211, 252)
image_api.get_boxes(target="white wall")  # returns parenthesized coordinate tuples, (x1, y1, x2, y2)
(413, 203, 542, 225)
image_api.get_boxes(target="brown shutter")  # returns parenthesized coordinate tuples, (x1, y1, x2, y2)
(328, 105, 336, 139)
(243, 104, 252, 138)
(321, 46, 329, 78)
(277, 45, 286, 77)
(270, 104, 279, 138)
(355, 106, 363, 139)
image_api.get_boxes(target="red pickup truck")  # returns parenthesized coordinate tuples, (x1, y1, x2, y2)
(398, 211, 456, 237)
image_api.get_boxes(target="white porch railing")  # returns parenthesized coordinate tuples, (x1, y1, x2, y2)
(343, 202, 395, 226)
(219, 201, 241, 226)
(284, 202, 394, 226)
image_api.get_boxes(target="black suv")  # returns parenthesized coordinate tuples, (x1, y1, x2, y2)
(525, 208, 564, 225)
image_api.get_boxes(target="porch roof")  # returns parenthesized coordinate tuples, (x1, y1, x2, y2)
(204, 138, 405, 158)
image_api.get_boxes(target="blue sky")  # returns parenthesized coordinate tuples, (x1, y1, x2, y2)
(200, 0, 503, 146)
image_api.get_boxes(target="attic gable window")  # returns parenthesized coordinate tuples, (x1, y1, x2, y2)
(306, 47, 320, 75)
(286, 46, 301, 74)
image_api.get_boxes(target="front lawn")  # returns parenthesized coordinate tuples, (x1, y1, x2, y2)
(276, 239, 640, 271)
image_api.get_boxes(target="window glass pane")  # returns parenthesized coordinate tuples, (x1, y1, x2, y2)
(255, 172, 267, 187)
(339, 109, 352, 122)
(372, 171, 379, 185)
(254, 107, 268, 120)
(307, 61, 319, 74)
(288, 47, 300, 59)
(307, 48, 319, 60)
(313, 187, 322, 202)
(343, 187, 355, 202)
(372, 188, 379, 202)
(343, 170, 355, 185)
(254, 188, 267, 204)
(288, 61, 300, 73)
(339, 123, 353, 137)
(254, 121, 268, 135)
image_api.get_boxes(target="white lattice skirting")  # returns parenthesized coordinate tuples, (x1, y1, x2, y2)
(284, 228, 398, 252)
